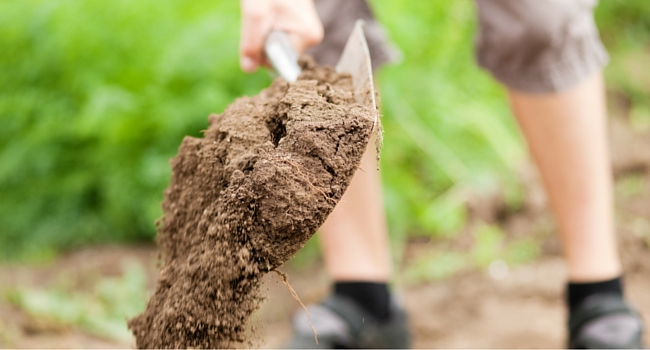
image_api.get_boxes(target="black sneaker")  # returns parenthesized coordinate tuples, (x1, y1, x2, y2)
(283, 294, 411, 348)
(568, 293, 644, 348)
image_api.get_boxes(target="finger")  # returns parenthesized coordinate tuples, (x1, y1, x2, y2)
(239, 0, 274, 72)
(273, 16, 323, 53)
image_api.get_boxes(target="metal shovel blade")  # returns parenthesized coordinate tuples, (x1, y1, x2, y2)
(335, 20, 377, 111)
(265, 20, 376, 111)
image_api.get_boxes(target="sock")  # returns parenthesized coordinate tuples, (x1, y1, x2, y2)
(334, 282, 391, 322)
(567, 276, 623, 311)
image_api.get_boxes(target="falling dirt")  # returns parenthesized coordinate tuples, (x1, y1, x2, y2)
(127, 59, 376, 348)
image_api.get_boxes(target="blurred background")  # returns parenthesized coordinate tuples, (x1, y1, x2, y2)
(1, 0, 649, 348)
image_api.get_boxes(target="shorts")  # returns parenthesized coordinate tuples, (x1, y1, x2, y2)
(310, 0, 609, 93)
(306, 0, 401, 72)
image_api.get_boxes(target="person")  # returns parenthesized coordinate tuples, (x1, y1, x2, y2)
(239, 0, 645, 348)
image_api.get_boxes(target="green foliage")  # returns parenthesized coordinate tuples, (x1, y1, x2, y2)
(373, 1, 524, 241)
(405, 251, 466, 282)
(405, 224, 540, 283)
(4, 260, 147, 340)
(1, 0, 648, 261)
(288, 236, 322, 270)
(0, 1, 271, 259)
(471, 225, 505, 267)
(616, 174, 647, 200)
(595, 0, 650, 46)
(372, 0, 650, 249)
(596, 1, 650, 133)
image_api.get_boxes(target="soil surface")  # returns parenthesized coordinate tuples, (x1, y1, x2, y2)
(1, 214, 648, 348)
(127, 59, 376, 348)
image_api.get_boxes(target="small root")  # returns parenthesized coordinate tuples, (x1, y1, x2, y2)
(273, 269, 318, 345)
(279, 157, 337, 205)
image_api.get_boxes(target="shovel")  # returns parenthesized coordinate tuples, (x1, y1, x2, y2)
(264, 19, 377, 111)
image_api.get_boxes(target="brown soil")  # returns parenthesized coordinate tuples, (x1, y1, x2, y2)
(127, 59, 376, 348)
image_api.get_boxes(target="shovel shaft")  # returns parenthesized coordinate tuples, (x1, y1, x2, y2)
(264, 31, 301, 82)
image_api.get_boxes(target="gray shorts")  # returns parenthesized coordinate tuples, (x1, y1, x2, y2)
(308, 0, 609, 93)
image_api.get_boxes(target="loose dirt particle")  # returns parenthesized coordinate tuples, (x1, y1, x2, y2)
(128, 59, 376, 348)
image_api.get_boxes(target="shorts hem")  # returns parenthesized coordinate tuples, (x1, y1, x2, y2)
(478, 39, 610, 94)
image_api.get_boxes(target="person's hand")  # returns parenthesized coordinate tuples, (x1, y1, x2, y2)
(239, 0, 324, 73)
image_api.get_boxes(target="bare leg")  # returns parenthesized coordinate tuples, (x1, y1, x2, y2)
(508, 72, 621, 282)
(319, 135, 392, 281)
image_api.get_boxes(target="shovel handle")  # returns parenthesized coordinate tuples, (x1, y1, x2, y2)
(264, 31, 301, 82)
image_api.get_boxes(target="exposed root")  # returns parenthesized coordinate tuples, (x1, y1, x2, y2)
(273, 269, 318, 345)
(278, 156, 337, 205)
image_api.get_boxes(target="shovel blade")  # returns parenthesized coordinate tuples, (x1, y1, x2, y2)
(336, 20, 377, 110)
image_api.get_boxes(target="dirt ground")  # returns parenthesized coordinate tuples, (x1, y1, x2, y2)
(1, 109, 650, 348)
(1, 225, 648, 348)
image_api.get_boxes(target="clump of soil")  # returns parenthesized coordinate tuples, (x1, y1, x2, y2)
(128, 58, 377, 348)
